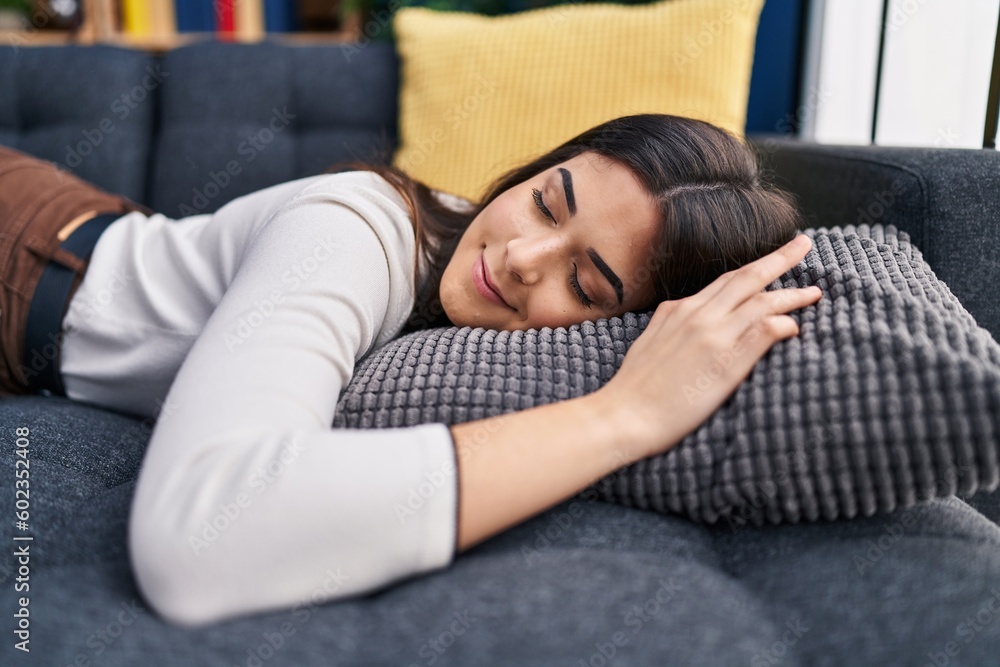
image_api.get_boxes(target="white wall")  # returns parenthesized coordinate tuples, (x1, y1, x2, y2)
(799, 0, 1000, 148)
(876, 0, 999, 148)
(799, 0, 883, 144)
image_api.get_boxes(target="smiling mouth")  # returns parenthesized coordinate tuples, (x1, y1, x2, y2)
(482, 258, 508, 304)
(477, 252, 512, 309)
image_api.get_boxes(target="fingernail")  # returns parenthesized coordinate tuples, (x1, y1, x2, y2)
(794, 234, 810, 248)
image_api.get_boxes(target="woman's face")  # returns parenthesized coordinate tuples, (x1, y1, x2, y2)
(440, 151, 661, 331)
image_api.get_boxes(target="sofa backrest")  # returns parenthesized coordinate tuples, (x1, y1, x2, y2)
(146, 42, 399, 218)
(0, 44, 156, 204)
(0, 41, 400, 218)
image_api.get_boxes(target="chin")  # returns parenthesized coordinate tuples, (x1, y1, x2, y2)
(440, 305, 462, 327)
(436, 284, 465, 328)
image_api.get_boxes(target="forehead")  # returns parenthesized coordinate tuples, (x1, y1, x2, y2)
(550, 153, 660, 305)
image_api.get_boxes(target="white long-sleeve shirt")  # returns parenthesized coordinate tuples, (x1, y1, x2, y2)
(59, 170, 461, 627)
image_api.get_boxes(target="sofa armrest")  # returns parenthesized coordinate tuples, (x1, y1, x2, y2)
(746, 136, 1000, 341)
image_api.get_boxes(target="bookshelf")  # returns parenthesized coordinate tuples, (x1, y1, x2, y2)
(0, 0, 364, 53)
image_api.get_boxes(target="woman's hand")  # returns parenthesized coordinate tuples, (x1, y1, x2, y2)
(598, 233, 821, 461)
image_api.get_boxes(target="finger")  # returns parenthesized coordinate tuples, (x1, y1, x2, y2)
(735, 313, 803, 356)
(701, 233, 813, 314)
(764, 283, 822, 317)
(690, 310, 806, 407)
(728, 285, 821, 344)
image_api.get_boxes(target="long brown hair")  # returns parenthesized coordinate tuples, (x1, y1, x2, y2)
(325, 113, 804, 335)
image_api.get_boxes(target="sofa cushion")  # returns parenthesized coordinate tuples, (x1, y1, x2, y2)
(391, 0, 766, 199)
(0, 44, 156, 205)
(147, 41, 399, 218)
(334, 223, 1000, 526)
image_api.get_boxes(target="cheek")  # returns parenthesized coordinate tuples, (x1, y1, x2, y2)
(478, 196, 519, 237)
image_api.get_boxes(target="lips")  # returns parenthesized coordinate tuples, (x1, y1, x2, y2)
(481, 256, 509, 304)
(480, 252, 512, 308)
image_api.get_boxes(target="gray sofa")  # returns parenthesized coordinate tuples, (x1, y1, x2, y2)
(2, 41, 1000, 666)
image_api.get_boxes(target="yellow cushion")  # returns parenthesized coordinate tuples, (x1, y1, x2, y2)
(391, 0, 766, 201)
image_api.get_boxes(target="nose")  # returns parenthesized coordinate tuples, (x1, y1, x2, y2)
(505, 234, 566, 286)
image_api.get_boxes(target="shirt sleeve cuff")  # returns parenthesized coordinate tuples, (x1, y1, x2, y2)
(409, 421, 460, 571)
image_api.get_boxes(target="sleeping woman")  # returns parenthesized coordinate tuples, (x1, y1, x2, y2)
(0, 113, 821, 626)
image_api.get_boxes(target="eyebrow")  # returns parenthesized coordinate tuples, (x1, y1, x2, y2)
(587, 247, 623, 307)
(556, 168, 624, 307)
(558, 167, 577, 215)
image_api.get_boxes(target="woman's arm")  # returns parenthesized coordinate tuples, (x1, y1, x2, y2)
(449, 391, 639, 553)
(128, 178, 463, 628)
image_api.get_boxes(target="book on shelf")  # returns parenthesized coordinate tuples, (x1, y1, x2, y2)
(173, 0, 214, 32)
(161, 0, 299, 34)
(121, 0, 175, 36)
(53, 0, 347, 47)
(264, 0, 300, 32)
(235, 0, 265, 40)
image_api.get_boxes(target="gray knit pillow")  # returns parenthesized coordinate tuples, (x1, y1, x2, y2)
(332, 223, 1000, 526)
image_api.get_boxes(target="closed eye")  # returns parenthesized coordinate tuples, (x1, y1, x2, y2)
(531, 187, 593, 308)
(532, 188, 555, 223)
